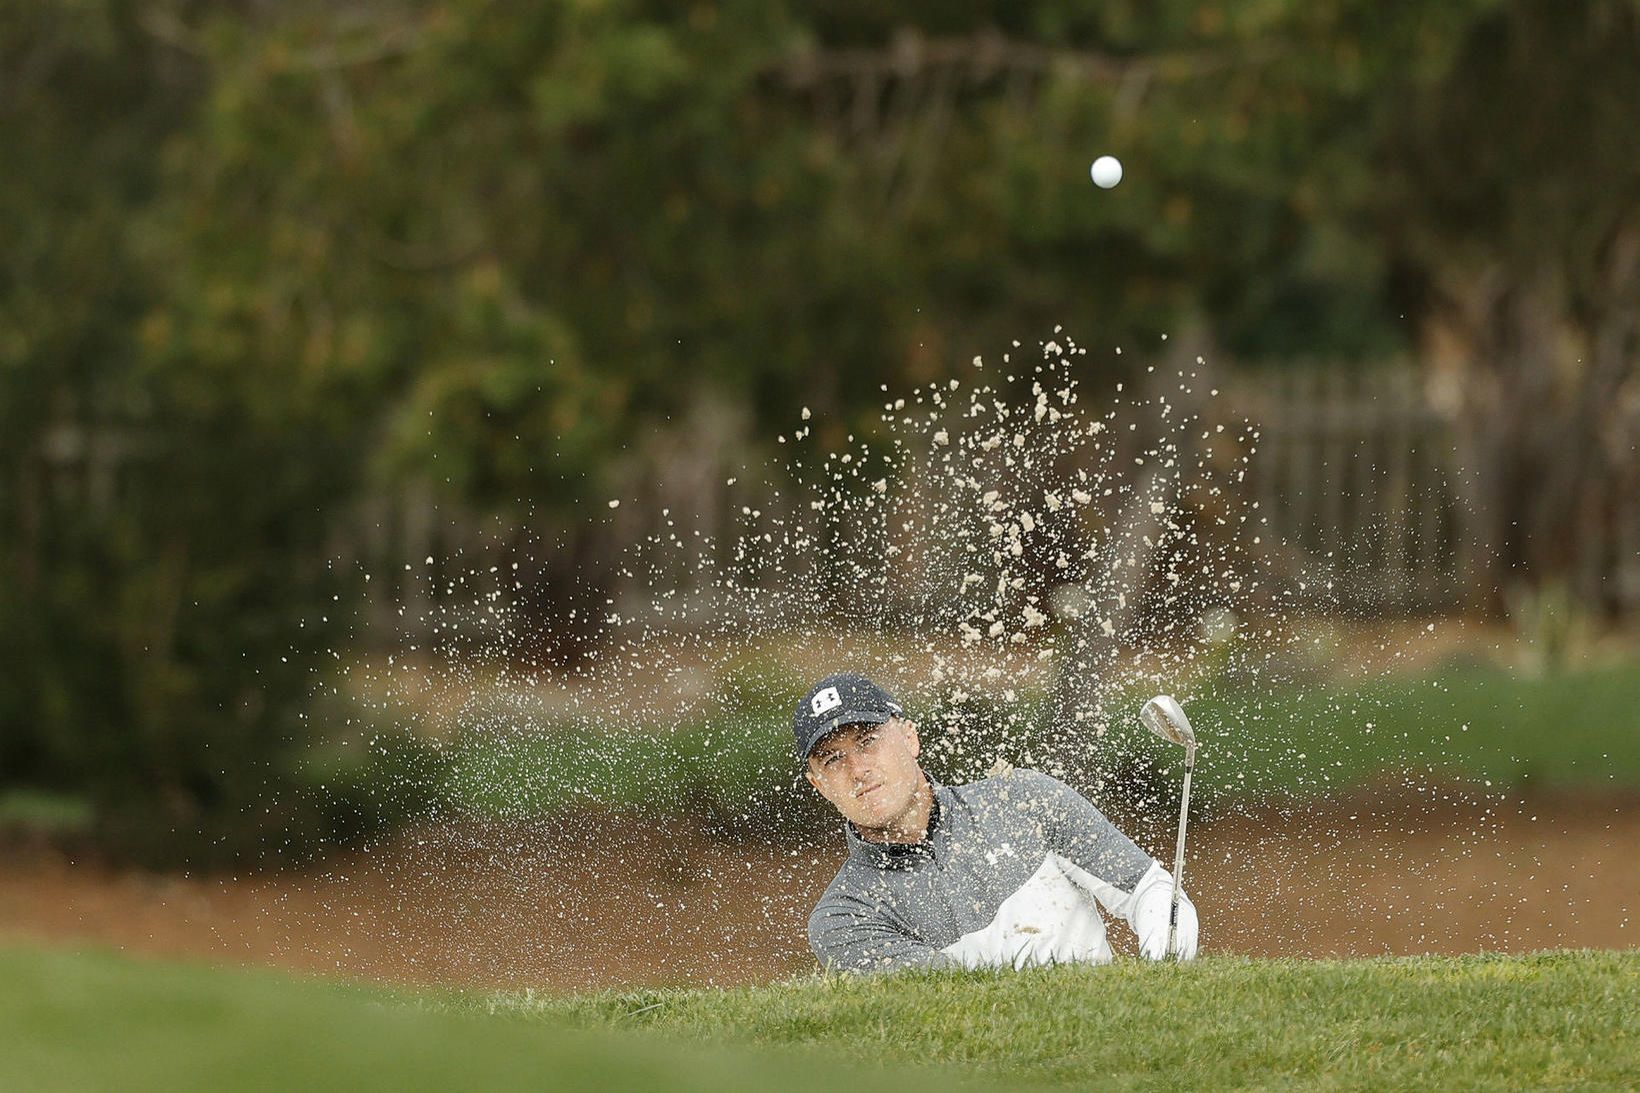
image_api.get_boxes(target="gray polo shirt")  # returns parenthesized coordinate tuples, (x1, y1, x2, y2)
(809, 767, 1180, 972)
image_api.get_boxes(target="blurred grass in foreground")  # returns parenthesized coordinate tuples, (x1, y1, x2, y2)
(0, 946, 996, 1093)
(5, 945, 1630, 1091)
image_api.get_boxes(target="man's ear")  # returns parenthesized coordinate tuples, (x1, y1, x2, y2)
(804, 767, 821, 793)
(904, 719, 920, 758)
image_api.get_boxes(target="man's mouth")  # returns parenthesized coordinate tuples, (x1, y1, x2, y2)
(855, 783, 883, 799)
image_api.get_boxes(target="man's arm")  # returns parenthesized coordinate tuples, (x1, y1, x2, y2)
(809, 897, 957, 973)
(1011, 769, 1199, 959)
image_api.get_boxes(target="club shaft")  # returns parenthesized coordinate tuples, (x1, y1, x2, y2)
(1167, 745, 1195, 959)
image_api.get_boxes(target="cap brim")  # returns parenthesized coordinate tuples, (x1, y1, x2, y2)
(798, 709, 897, 760)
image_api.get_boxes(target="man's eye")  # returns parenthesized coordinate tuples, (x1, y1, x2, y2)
(823, 754, 841, 767)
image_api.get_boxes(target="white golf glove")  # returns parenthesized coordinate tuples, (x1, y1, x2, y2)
(1130, 865, 1199, 961)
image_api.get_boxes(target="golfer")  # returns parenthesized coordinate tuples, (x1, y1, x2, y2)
(798, 672, 1199, 972)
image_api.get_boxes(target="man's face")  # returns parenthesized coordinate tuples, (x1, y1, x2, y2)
(804, 718, 923, 831)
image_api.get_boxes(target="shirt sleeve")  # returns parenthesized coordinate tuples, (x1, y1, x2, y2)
(808, 894, 957, 974)
(1010, 768, 1158, 915)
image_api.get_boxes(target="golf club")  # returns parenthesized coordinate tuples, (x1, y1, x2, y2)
(1140, 694, 1197, 959)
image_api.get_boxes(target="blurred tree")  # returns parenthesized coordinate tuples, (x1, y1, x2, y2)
(3, 0, 1636, 862)
(1371, 0, 1640, 605)
(0, 1, 380, 863)
(0, 0, 202, 842)
(1118, 0, 1640, 604)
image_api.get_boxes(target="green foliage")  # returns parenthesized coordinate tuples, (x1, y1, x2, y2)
(1504, 581, 1597, 678)
(1184, 659, 1640, 802)
(382, 661, 1640, 828)
(435, 715, 809, 827)
(4, 0, 1637, 862)
(0, 397, 361, 865)
(399, 658, 825, 833)
(0, 3, 344, 865)
(299, 721, 456, 851)
(0, 789, 92, 836)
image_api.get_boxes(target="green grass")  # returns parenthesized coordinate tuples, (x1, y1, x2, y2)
(0, 789, 93, 835)
(435, 714, 796, 819)
(385, 660, 1640, 823)
(1183, 660, 1640, 801)
(9, 944, 1630, 1091)
(0, 945, 1001, 1093)
(495, 951, 1640, 1090)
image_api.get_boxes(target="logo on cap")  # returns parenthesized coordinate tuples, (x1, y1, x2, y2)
(810, 686, 842, 717)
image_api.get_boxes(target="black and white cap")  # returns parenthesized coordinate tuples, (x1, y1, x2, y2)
(793, 672, 905, 762)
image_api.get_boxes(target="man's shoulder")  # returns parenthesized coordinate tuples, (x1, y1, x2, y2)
(949, 765, 1072, 804)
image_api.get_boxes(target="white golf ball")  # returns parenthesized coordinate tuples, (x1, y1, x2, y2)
(1090, 155, 1123, 189)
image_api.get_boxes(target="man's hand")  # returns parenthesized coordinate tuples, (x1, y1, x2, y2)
(1132, 873, 1199, 960)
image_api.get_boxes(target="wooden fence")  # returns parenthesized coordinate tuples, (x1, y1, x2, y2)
(335, 364, 1640, 645)
(26, 364, 1640, 646)
(1225, 366, 1640, 617)
(1229, 367, 1469, 612)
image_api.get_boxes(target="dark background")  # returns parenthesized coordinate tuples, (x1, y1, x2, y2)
(3, 0, 1637, 866)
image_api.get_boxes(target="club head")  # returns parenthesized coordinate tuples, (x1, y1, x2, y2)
(1140, 695, 1196, 749)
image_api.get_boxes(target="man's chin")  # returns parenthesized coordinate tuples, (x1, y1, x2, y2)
(852, 809, 890, 830)
(849, 798, 908, 833)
